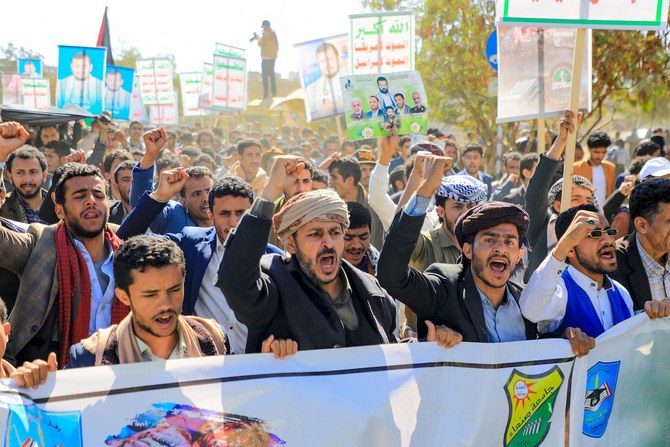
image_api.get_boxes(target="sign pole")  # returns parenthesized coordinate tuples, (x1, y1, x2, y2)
(537, 118, 545, 153)
(560, 28, 586, 212)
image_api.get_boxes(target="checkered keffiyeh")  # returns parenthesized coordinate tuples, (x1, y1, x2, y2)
(436, 175, 488, 204)
(547, 175, 598, 208)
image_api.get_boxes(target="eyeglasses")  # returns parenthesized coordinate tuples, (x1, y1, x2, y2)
(587, 227, 618, 239)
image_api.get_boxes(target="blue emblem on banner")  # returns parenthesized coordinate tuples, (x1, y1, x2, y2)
(583, 360, 621, 438)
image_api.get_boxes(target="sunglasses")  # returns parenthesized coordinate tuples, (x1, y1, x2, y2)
(587, 227, 618, 238)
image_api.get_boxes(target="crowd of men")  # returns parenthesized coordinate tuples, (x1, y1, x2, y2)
(0, 108, 668, 390)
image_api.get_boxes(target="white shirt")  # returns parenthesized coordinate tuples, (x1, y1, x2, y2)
(591, 164, 607, 205)
(194, 238, 248, 354)
(136, 330, 187, 361)
(520, 254, 634, 334)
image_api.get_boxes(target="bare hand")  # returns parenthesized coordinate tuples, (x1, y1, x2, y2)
(508, 173, 520, 187)
(141, 127, 166, 168)
(548, 109, 583, 160)
(415, 156, 453, 198)
(62, 149, 87, 165)
(261, 334, 298, 359)
(378, 126, 399, 166)
(552, 210, 600, 260)
(644, 299, 670, 320)
(618, 175, 636, 197)
(260, 156, 305, 202)
(425, 320, 463, 348)
(152, 167, 189, 203)
(116, 130, 128, 149)
(10, 352, 58, 389)
(563, 327, 595, 357)
(318, 152, 340, 171)
(0, 121, 30, 161)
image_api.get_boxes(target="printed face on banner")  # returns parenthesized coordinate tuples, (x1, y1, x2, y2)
(340, 70, 427, 141)
(350, 12, 414, 75)
(296, 34, 350, 121)
(497, 27, 592, 123)
(17, 58, 43, 77)
(104, 65, 134, 120)
(57, 45, 106, 113)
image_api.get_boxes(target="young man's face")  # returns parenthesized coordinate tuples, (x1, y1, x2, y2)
(359, 164, 374, 189)
(589, 146, 608, 165)
(55, 175, 109, 239)
(395, 95, 405, 108)
(286, 221, 345, 286)
(343, 226, 370, 266)
(112, 168, 133, 205)
(570, 214, 617, 276)
(40, 127, 59, 145)
(117, 265, 184, 342)
(369, 97, 380, 111)
(8, 157, 47, 199)
(551, 186, 594, 214)
(44, 148, 62, 173)
(506, 159, 520, 177)
(284, 168, 313, 200)
(209, 194, 252, 243)
(463, 223, 522, 291)
(329, 168, 352, 198)
(71, 56, 92, 81)
(463, 150, 482, 175)
(180, 176, 214, 225)
(240, 145, 262, 177)
(129, 123, 143, 140)
(437, 199, 478, 236)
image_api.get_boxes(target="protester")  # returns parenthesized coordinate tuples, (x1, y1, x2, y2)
(456, 143, 492, 198)
(0, 146, 48, 224)
(574, 131, 616, 204)
(108, 160, 135, 225)
(490, 152, 539, 205)
(343, 202, 378, 275)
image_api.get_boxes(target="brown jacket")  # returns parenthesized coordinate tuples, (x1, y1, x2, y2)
(573, 159, 616, 199)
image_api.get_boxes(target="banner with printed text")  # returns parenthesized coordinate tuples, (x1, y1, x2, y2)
(0, 315, 667, 446)
(496, 0, 669, 30)
(179, 72, 210, 117)
(150, 93, 179, 126)
(211, 55, 246, 111)
(20, 78, 50, 111)
(136, 58, 175, 105)
(198, 62, 215, 110)
(129, 74, 148, 122)
(215, 43, 245, 59)
(350, 11, 414, 75)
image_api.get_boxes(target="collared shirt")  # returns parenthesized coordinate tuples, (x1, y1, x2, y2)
(136, 329, 187, 361)
(195, 238, 248, 354)
(16, 193, 46, 224)
(331, 271, 359, 331)
(477, 287, 527, 343)
(636, 234, 670, 301)
(520, 254, 634, 334)
(71, 237, 115, 335)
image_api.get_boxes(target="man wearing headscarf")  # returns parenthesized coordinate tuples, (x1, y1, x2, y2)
(216, 156, 400, 353)
(378, 156, 594, 355)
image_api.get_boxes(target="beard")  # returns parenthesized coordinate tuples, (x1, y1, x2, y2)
(574, 246, 617, 275)
(379, 87, 389, 94)
(13, 182, 43, 199)
(294, 242, 341, 287)
(63, 206, 108, 239)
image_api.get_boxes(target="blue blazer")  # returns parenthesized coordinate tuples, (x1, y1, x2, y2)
(456, 170, 493, 199)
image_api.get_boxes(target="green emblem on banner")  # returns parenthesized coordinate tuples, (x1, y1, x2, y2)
(503, 366, 564, 447)
(552, 68, 572, 89)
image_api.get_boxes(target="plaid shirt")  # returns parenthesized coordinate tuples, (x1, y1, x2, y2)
(636, 235, 670, 301)
(16, 194, 46, 225)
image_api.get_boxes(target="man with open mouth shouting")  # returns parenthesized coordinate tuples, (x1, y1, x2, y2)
(520, 204, 670, 339)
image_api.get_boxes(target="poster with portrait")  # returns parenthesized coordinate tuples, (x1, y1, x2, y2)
(17, 58, 43, 77)
(180, 72, 210, 117)
(56, 45, 106, 114)
(136, 58, 175, 105)
(198, 63, 214, 110)
(103, 65, 134, 120)
(1, 73, 22, 105)
(340, 70, 427, 141)
(211, 55, 246, 111)
(129, 74, 148, 123)
(20, 78, 50, 110)
(350, 11, 414, 75)
(295, 34, 350, 122)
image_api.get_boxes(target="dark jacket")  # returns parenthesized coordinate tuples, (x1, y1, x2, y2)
(612, 232, 653, 311)
(377, 211, 537, 342)
(216, 208, 398, 353)
(524, 155, 561, 283)
(0, 189, 48, 223)
(108, 200, 128, 225)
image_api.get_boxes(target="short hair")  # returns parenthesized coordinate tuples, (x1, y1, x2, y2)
(6, 146, 47, 172)
(180, 166, 213, 197)
(113, 160, 136, 184)
(347, 201, 371, 230)
(103, 150, 132, 175)
(341, 141, 355, 151)
(503, 151, 522, 168)
(628, 156, 652, 176)
(324, 135, 339, 147)
(634, 141, 661, 157)
(196, 130, 213, 147)
(555, 204, 599, 241)
(394, 93, 405, 100)
(208, 176, 254, 212)
(519, 153, 540, 180)
(156, 154, 181, 173)
(462, 143, 484, 158)
(385, 106, 394, 112)
(630, 178, 670, 222)
(54, 164, 105, 205)
(376, 76, 388, 84)
(40, 125, 58, 136)
(237, 138, 262, 155)
(389, 166, 406, 193)
(0, 297, 7, 323)
(586, 131, 611, 149)
(329, 158, 361, 185)
(311, 168, 329, 184)
(399, 136, 411, 148)
(129, 121, 143, 130)
(44, 140, 72, 158)
(180, 146, 200, 158)
(194, 154, 215, 169)
(114, 235, 185, 294)
(180, 132, 194, 143)
(316, 42, 338, 56)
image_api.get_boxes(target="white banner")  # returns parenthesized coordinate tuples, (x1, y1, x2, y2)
(350, 11, 414, 75)
(212, 55, 246, 111)
(0, 316, 667, 446)
(214, 43, 245, 59)
(150, 95, 178, 126)
(179, 72, 210, 117)
(20, 77, 50, 111)
(129, 74, 148, 123)
(198, 62, 214, 110)
(136, 58, 175, 105)
(496, 0, 669, 31)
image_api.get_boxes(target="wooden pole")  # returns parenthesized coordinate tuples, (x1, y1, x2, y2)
(335, 115, 344, 141)
(560, 28, 586, 212)
(537, 118, 545, 153)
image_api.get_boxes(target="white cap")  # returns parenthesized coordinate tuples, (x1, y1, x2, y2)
(639, 157, 670, 181)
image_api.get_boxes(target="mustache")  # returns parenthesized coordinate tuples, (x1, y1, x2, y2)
(317, 247, 337, 258)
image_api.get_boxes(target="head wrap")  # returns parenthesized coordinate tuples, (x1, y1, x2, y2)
(454, 202, 530, 248)
(436, 175, 487, 204)
(547, 175, 598, 208)
(273, 189, 349, 243)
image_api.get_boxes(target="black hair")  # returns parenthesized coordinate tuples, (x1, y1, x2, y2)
(208, 176, 253, 212)
(519, 153, 540, 180)
(329, 158, 361, 186)
(237, 138, 262, 155)
(389, 166, 406, 193)
(114, 235, 185, 294)
(44, 140, 72, 158)
(376, 76, 388, 84)
(461, 143, 483, 158)
(311, 168, 329, 184)
(180, 166, 213, 197)
(6, 146, 47, 172)
(180, 146, 200, 158)
(555, 203, 599, 241)
(628, 156, 652, 176)
(394, 92, 405, 100)
(196, 130, 213, 147)
(0, 297, 7, 323)
(54, 164, 105, 205)
(503, 151, 522, 168)
(194, 154, 216, 169)
(586, 131, 611, 149)
(634, 141, 661, 157)
(103, 150, 132, 175)
(113, 160, 136, 184)
(156, 154, 182, 173)
(630, 178, 670, 222)
(347, 201, 371, 230)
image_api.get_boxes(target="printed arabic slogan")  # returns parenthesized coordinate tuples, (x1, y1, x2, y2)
(211, 55, 247, 111)
(350, 11, 414, 75)
(20, 78, 50, 111)
(341, 70, 427, 141)
(198, 63, 215, 110)
(180, 72, 210, 117)
(136, 58, 175, 106)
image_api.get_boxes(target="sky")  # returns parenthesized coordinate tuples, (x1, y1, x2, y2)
(0, 0, 365, 76)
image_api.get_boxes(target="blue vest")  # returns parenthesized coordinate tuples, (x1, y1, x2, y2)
(557, 269, 631, 338)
